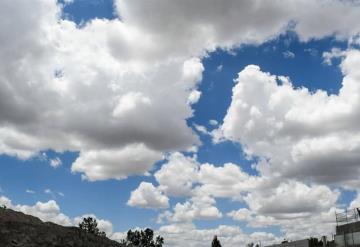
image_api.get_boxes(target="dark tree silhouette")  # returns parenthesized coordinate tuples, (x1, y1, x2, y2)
(247, 242, 254, 247)
(212, 235, 222, 247)
(78, 217, 106, 237)
(126, 228, 164, 247)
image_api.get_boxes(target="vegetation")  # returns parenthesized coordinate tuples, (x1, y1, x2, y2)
(78, 216, 106, 237)
(247, 242, 260, 247)
(0, 204, 6, 210)
(124, 228, 164, 247)
(212, 235, 222, 247)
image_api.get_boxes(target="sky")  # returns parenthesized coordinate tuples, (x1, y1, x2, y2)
(1, 0, 360, 246)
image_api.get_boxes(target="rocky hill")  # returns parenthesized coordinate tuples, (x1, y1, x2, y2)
(0, 208, 124, 247)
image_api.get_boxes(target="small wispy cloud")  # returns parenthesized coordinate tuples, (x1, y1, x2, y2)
(26, 189, 35, 194)
(283, 50, 295, 59)
(209, 119, 219, 126)
(193, 124, 210, 135)
(50, 157, 62, 168)
(44, 188, 52, 194)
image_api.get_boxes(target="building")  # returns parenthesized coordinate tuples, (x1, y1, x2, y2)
(334, 208, 360, 247)
(266, 239, 310, 247)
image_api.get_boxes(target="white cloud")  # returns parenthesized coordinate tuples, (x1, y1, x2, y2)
(155, 152, 198, 197)
(227, 208, 253, 222)
(283, 50, 295, 59)
(159, 195, 222, 223)
(50, 157, 62, 168)
(209, 119, 219, 126)
(218, 50, 360, 188)
(26, 189, 36, 194)
(244, 181, 339, 217)
(323, 48, 346, 65)
(44, 189, 52, 194)
(193, 124, 209, 135)
(127, 182, 169, 209)
(72, 144, 163, 181)
(188, 90, 202, 105)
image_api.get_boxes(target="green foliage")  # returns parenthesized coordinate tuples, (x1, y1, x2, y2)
(125, 228, 164, 247)
(78, 217, 106, 237)
(0, 205, 7, 210)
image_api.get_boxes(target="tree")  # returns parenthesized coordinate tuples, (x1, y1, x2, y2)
(78, 217, 106, 237)
(247, 242, 254, 247)
(212, 235, 222, 247)
(126, 228, 164, 247)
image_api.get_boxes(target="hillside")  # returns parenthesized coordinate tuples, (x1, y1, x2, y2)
(0, 208, 124, 247)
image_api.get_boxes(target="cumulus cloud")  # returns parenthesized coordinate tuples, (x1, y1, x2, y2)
(131, 152, 343, 241)
(225, 182, 340, 240)
(207, 48, 360, 240)
(218, 50, 360, 188)
(2, 0, 360, 181)
(0, 0, 202, 180)
(72, 144, 163, 181)
(127, 182, 169, 209)
(155, 153, 199, 197)
(244, 181, 339, 217)
(159, 194, 222, 223)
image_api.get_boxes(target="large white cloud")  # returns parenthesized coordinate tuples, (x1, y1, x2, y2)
(0, 0, 203, 179)
(218, 49, 360, 188)
(72, 144, 163, 181)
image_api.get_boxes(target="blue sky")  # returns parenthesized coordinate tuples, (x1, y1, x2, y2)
(1, 0, 360, 246)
